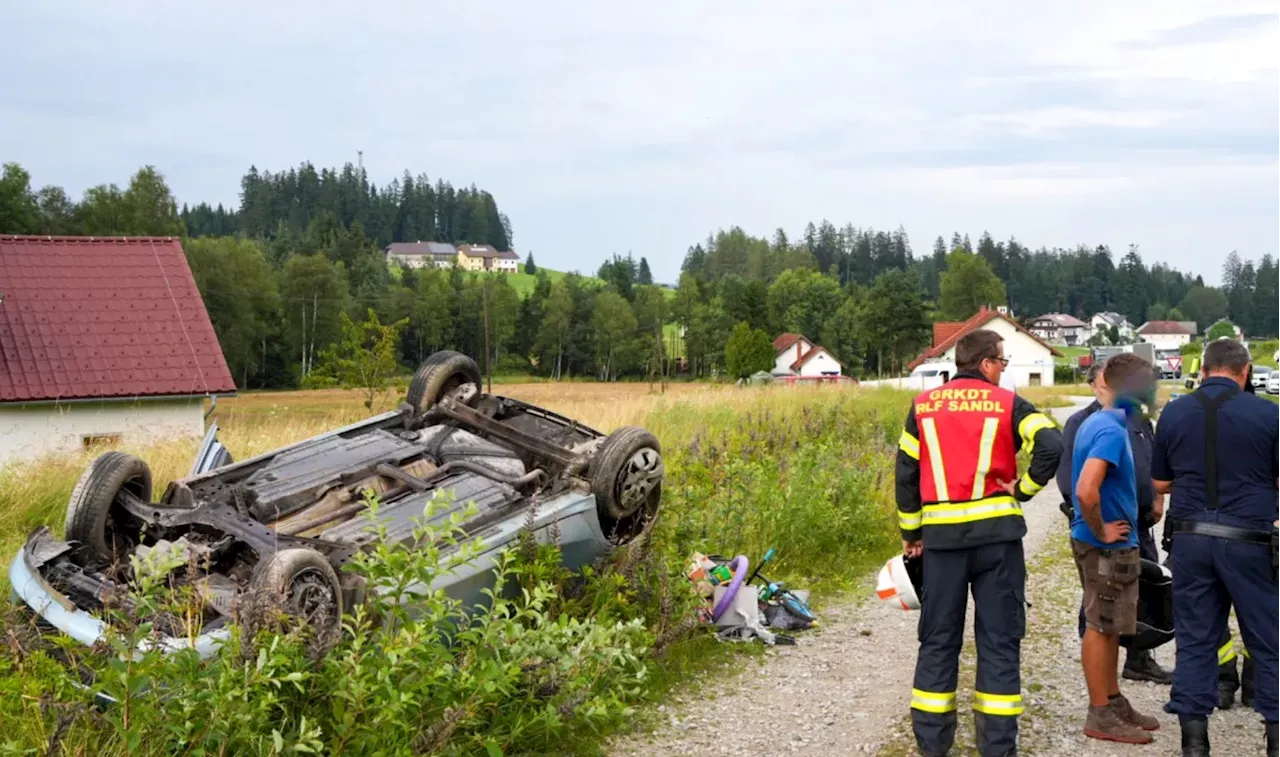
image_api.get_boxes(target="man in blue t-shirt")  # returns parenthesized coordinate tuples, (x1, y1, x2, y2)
(1070, 352, 1160, 745)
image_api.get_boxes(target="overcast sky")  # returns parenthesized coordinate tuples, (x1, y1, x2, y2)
(2, 1, 1276, 285)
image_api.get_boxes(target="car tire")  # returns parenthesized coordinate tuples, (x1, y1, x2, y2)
(589, 426, 664, 523)
(406, 350, 483, 414)
(245, 548, 343, 637)
(64, 451, 152, 564)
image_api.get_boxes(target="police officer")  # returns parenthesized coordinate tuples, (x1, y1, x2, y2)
(1055, 359, 1171, 684)
(1162, 376, 1261, 711)
(896, 329, 1063, 757)
(1152, 339, 1278, 756)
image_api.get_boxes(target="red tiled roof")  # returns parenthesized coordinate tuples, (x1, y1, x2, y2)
(1136, 320, 1193, 335)
(773, 332, 808, 353)
(791, 345, 844, 370)
(932, 322, 965, 347)
(0, 235, 237, 403)
(908, 307, 1063, 371)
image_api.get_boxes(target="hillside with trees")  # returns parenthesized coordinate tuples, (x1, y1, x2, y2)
(1, 161, 1274, 389)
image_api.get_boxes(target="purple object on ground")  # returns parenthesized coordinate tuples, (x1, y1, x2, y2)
(710, 555, 749, 622)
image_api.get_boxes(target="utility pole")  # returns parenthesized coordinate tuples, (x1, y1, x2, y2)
(482, 279, 492, 395)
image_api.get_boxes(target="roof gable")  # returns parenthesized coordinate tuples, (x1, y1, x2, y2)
(1137, 320, 1192, 335)
(773, 332, 811, 353)
(0, 235, 236, 403)
(909, 307, 1063, 371)
(791, 345, 843, 370)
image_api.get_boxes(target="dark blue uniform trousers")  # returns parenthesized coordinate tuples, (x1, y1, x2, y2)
(913, 541, 1026, 757)
(1165, 531, 1278, 723)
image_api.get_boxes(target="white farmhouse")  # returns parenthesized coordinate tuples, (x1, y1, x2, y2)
(1136, 320, 1194, 351)
(908, 307, 1062, 388)
(1028, 313, 1089, 346)
(771, 333, 843, 377)
(385, 241, 458, 269)
(0, 235, 237, 467)
(1090, 312, 1136, 343)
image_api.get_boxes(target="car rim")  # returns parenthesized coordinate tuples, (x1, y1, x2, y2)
(287, 567, 337, 623)
(618, 448, 663, 515)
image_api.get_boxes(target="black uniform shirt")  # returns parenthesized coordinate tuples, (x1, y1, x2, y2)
(1152, 376, 1279, 529)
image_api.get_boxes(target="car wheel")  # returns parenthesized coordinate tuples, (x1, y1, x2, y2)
(64, 452, 152, 564)
(406, 350, 483, 414)
(245, 548, 343, 638)
(590, 426, 664, 524)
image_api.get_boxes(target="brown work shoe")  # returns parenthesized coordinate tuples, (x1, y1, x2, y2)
(1110, 694, 1160, 731)
(1084, 704, 1154, 744)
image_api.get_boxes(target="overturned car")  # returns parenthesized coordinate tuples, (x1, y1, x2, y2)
(9, 351, 664, 657)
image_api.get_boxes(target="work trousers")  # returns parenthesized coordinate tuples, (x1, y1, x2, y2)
(1165, 531, 1278, 723)
(912, 540, 1026, 757)
(1076, 526, 1158, 645)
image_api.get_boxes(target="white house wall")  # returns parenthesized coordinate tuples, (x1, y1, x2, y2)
(773, 339, 813, 374)
(1141, 333, 1191, 351)
(798, 352, 843, 377)
(0, 398, 205, 468)
(940, 319, 1056, 388)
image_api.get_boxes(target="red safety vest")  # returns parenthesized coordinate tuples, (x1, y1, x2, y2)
(912, 378, 1018, 512)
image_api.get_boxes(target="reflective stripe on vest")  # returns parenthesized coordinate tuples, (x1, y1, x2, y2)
(922, 495, 1021, 525)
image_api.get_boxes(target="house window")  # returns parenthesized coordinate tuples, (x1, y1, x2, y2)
(1029, 373, 1042, 387)
(83, 433, 121, 450)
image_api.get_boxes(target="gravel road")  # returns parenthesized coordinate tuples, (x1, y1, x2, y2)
(607, 399, 1271, 757)
(609, 402, 1090, 757)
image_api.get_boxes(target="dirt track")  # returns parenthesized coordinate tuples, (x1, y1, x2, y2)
(607, 399, 1270, 757)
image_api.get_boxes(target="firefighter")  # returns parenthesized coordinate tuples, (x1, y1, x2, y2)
(1153, 339, 1278, 756)
(896, 328, 1064, 757)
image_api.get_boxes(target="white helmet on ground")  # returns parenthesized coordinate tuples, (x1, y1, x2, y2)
(875, 554, 923, 610)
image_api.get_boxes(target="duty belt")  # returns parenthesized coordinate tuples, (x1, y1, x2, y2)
(1170, 520, 1274, 546)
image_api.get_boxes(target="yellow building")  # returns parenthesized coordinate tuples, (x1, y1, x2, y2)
(456, 244, 520, 273)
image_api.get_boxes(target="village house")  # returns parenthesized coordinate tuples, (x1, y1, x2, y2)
(384, 241, 457, 269)
(771, 333, 843, 377)
(0, 235, 237, 466)
(1028, 313, 1089, 346)
(1090, 312, 1136, 343)
(910, 307, 1062, 388)
(456, 244, 520, 273)
(1136, 320, 1194, 351)
(1203, 318, 1244, 340)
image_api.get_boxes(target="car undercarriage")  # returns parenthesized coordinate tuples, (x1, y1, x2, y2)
(9, 351, 665, 655)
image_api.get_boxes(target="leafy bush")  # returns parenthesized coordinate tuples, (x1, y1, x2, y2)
(0, 495, 656, 756)
(1054, 363, 1079, 385)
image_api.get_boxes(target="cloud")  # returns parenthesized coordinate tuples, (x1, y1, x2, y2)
(1124, 13, 1278, 48)
(0, 0, 1275, 285)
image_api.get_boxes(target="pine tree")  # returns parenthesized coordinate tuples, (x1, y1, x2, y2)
(638, 256, 653, 285)
(525, 252, 537, 275)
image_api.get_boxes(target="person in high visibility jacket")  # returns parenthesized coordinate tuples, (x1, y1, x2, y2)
(896, 328, 1064, 757)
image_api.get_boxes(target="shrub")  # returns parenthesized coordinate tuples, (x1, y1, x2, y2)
(1054, 363, 1079, 385)
(0, 495, 654, 756)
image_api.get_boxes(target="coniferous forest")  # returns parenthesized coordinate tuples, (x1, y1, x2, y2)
(1, 161, 1275, 389)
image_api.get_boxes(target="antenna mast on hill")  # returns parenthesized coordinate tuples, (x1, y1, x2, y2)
(357, 150, 364, 176)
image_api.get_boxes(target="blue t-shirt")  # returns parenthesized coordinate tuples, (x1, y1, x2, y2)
(1070, 408, 1139, 549)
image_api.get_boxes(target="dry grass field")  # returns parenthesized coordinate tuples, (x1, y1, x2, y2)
(0, 380, 882, 593)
